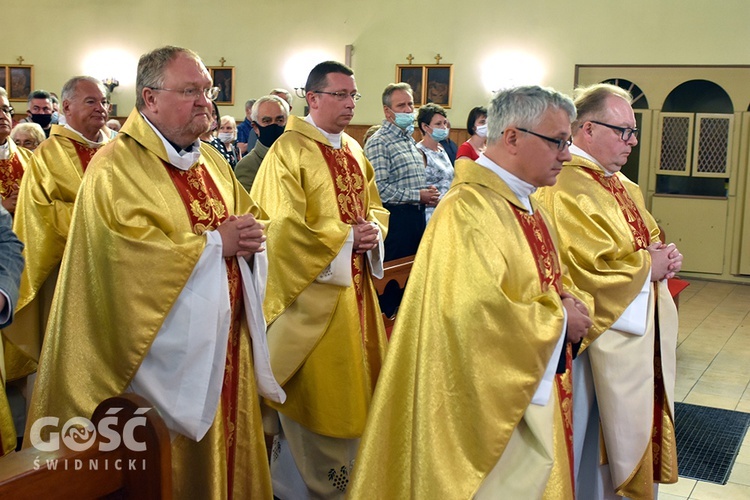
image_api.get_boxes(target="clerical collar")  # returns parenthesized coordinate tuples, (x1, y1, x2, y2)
(305, 114, 342, 149)
(569, 144, 614, 177)
(63, 123, 106, 148)
(0, 140, 9, 160)
(140, 112, 202, 171)
(476, 153, 536, 213)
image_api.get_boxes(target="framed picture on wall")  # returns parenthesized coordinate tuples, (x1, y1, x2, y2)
(396, 65, 424, 106)
(0, 66, 6, 91)
(7, 65, 33, 101)
(208, 66, 235, 105)
(425, 65, 453, 108)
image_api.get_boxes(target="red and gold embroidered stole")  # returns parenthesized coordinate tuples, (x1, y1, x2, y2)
(164, 161, 241, 497)
(69, 138, 100, 173)
(511, 204, 575, 494)
(0, 153, 24, 197)
(584, 168, 669, 478)
(584, 169, 650, 251)
(317, 142, 382, 387)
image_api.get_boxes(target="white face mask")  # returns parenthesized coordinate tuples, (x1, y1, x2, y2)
(475, 124, 488, 138)
(218, 132, 235, 143)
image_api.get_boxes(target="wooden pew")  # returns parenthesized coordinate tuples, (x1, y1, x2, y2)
(373, 256, 414, 337)
(0, 394, 171, 499)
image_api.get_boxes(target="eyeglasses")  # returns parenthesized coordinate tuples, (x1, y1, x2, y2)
(312, 90, 362, 102)
(516, 127, 572, 151)
(1, 106, 14, 115)
(149, 87, 221, 101)
(589, 120, 639, 141)
(83, 98, 111, 110)
(15, 139, 38, 149)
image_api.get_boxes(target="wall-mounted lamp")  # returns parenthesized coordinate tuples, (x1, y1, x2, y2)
(102, 78, 120, 93)
(293, 88, 306, 98)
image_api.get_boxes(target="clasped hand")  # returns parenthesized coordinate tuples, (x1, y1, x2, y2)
(217, 213, 266, 258)
(561, 291, 592, 343)
(647, 241, 682, 281)
(419, 185, 440, 207)
(353, 216, 379, 254)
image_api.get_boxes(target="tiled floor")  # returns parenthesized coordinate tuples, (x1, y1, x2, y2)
(660, 279, 750, 499)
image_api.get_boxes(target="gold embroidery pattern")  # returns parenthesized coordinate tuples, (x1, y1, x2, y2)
(167, 164, 227, 234)
(586, 170, 650, 250)
(512, 207, 562, 294)
(317, 142, 368, 335)
(0, 154, 24, 197)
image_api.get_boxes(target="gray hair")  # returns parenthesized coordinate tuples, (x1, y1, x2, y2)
(571, 83, 632, 132)
(382, 83, 413, 107)
(61, 76, 106, 102)
(136, 46, 202, 111)
(251, 95, 290, 122)
(11, 122, 46, 146)
(269, 88, 293, 108)
(244, 99, 256, 112)
(0, 87, 7, 99)
(486, 85, 576, 145)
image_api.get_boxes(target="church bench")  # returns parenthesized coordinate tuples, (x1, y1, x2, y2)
(0, 393, 171, 499)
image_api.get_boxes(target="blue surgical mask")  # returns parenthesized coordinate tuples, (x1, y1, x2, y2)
(392, 111, 415, 130)
(429, 126, 449, 142)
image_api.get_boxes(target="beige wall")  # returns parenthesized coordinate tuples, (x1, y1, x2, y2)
(2, 0, 750, 126)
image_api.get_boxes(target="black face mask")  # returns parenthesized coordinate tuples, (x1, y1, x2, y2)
(256, 123, 285, 147)
(31, 113, 53, 128)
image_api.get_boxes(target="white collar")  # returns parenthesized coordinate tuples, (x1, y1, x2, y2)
(0, 140, 8, 160)
(569, 144, 614, 177)
(140, 113, 202, 171)
(63, 123, 106, 148)
(305, 114, 342, 149)
(475, 153, 536, 213)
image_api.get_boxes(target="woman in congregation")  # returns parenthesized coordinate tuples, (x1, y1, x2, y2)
(416, 103, 454, 223)
(456, 105, 488, 161)
(11, 123, 45, 151)
(212, 115, 240, 168)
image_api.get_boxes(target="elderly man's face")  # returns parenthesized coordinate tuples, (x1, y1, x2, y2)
(0, 95, 12, 142)
(584, 96, 638, 173)
(63, 80, 108, 139)
(515, 106, 573, 187)
(145, 53, 213, 147)
(255, 101, 288, 128)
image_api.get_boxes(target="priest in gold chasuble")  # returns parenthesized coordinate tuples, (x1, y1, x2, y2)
(25, 47, 283, 499)
(535, 84, 682, 500)
(4, 77, 111, 383)
(0, 89, 33, 215)
(250, 62, 389, 499)
(349, 86, 593, 500)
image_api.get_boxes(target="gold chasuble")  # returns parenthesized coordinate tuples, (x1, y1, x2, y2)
(349, 160, 590, 499)
(250, 115, 389, 438)
(4, 125, 109, 380)
(26, 110, 272, 499)
(536, 154, 678, 498)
